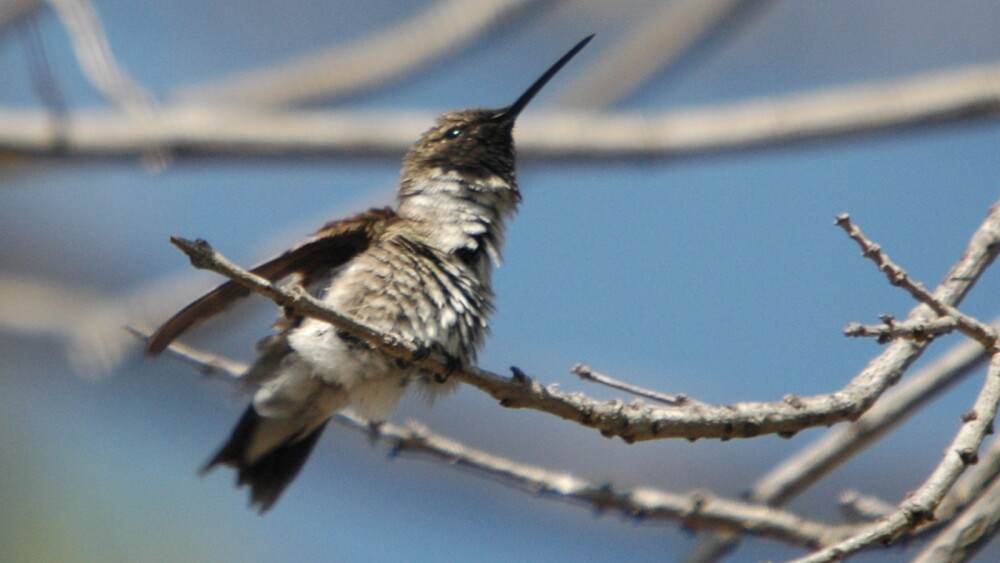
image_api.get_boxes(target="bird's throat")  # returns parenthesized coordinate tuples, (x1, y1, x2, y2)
(396, 169, 519, 266)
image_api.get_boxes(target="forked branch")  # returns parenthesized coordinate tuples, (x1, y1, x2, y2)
(165, 199, 1000, 446)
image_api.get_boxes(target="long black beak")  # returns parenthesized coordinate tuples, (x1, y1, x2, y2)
(493, 34, 594, 123)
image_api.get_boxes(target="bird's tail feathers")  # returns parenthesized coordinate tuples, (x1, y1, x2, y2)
(201, 407, 331, 513)
(202, 360, 347, 513)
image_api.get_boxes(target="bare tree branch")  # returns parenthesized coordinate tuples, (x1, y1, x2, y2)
(571, 363, 695, 406)
(6, 5, 1000, 560)
(129, 325, 862, 550)
(163, 199, 1000, 446)
(15, 10, 69, 138)
(44, 0, 154, 111)
(44, 0, 168, 168)
(126, 325, 248, 379)
(0, 273, 212, 378)
(171, 0, 548, 106)
(335, 412, 861, 549)
(2, 62, 999, 158)
(917, 478, 1000, 561)
(142, 301, 1000, 561)
(915, 445, 1000, 562)
(759, 331, 993, 507)
(0, 0, 41, 31)
(792, 352, 1000, 562)
(844, 315, 959, 343)
(687, 331, 991, 562)
(838, 490, 895, 523)
(934, 437, 1000, 523)
(686, 208, 1000, 561)
(836, 213, 998, 349)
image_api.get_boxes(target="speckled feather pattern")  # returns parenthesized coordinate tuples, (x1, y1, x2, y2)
(279, 166, 519, 421)
(154, 32, 594, 510)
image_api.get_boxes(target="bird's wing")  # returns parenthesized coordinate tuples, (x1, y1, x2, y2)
(145, 207, 395, 355)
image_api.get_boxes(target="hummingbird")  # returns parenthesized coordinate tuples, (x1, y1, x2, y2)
(146, 35, 593, 513)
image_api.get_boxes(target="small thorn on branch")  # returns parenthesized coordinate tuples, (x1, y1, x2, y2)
(510, 365, 530, 383)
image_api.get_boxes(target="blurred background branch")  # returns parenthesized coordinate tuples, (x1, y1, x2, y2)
(554, 0, 761, 109)
(171, 0, 549, 106)
(0, 0, 40, 31)
(2, 62, 999, 158)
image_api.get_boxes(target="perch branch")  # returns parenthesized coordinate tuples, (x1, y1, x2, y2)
(165, 199, 1000, 444)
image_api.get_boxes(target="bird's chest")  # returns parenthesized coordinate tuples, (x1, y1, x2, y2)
(321, 241, 493, 358)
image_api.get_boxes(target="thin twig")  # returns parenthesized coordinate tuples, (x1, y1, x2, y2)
(844, 316, 959, 343)
(0, 273, 205, 378)
(126, 325, 247, 378)
(571, 363, 693, 406)
(835, 213, 998, 349)
(16, 11, 69, 143)
(3, 62, 1000, 157)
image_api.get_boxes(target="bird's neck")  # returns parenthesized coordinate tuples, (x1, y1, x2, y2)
(395, 168, 520, 266)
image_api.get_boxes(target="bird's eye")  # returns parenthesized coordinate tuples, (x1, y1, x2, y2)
(444, 127, 463, 139)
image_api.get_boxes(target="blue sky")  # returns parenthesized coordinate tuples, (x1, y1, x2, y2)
(2, 2, 999, 561)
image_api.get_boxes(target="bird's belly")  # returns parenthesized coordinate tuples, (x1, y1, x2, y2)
(285, 321, 410, 420)
(287, 317, 391, 379)
(284, 254, 486, 419)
